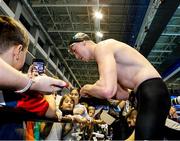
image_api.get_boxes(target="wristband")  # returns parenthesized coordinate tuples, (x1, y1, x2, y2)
(15, 79, 34, 93)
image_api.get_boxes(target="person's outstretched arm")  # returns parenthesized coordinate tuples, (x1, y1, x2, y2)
(0, 58, 68, 93)
(0, 57, 29, 90)
(30, 75, 68, 93)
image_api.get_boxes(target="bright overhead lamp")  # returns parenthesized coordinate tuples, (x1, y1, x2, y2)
(96, 31, 103, 38)
(94, 11, 103, 19)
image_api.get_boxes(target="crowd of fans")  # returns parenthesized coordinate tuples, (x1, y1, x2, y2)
(0, 15, 180, 140)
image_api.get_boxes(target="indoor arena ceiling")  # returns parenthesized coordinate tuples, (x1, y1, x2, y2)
(0, 0, 179, 90)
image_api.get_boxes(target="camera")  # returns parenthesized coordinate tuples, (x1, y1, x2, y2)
(32, 59, 45, 74)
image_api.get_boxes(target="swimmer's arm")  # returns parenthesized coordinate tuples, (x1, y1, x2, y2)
(80, 47, 117, 99)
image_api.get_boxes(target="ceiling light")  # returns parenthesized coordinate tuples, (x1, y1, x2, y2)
(94, 11, 103, 19)
(96, 31, 103, 38)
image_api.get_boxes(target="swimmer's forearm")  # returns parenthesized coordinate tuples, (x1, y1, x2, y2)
(81, 83, 112, 99)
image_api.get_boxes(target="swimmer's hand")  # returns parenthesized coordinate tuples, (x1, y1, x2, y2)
(80, 85, 91, 98)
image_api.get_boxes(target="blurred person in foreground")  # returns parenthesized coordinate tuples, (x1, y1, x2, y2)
(0, 15, 69, 117)
(0, 15, 68, 93)
(0, 15, 67, 139)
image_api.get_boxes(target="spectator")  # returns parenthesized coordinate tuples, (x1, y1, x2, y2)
(0, 15, 66, 140)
